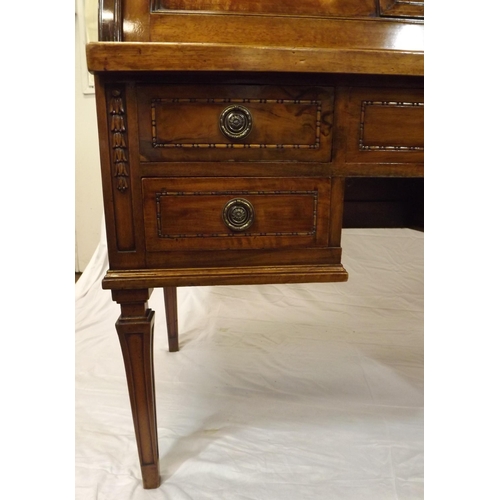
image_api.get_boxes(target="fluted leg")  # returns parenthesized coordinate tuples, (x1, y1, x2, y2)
(112, 288, 160, 489)
(163, 286, 179, 352)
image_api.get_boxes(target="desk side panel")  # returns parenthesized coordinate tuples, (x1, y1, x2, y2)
(94, 76, 147, 269)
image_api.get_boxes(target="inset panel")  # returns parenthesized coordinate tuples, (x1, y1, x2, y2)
(152, 0, 376, 18)
(359, 100, 424, 151)
(379, 0, 424, 19)
(339, 86, 424, 171)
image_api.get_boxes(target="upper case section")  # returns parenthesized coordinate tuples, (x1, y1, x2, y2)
(91, 0, 423, 76)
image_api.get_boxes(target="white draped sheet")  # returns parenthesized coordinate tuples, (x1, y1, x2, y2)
(76, 227, 424, 500)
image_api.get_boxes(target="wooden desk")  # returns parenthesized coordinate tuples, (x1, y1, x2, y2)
(86, 0, 423, 488)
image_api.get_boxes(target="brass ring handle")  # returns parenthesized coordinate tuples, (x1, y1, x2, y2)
(219, 105, 253, 140)
(222, 198, 255, 232)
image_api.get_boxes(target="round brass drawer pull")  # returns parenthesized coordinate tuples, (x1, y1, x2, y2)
(223, 198, 255, 232)
(219, 105, 253, 140)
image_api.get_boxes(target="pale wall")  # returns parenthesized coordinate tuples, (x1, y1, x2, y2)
(75, 0, 102, 272)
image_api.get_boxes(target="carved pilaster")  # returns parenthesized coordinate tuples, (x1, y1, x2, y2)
(107, 86, 136, 253)
(109, 89, 129, 192)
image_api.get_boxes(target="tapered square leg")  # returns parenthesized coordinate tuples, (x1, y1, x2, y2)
(163, 286, 179, 352)
(112, 288, 160, 489)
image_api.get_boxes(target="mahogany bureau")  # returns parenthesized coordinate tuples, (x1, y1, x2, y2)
(86, 0, 423, 489)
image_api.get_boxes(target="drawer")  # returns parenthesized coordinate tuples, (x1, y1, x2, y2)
(341, 87, 424, 166)
(137, 85, 334, 162)
(142, 177, 331, 252)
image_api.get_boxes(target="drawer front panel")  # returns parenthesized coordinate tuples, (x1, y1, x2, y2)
(142, 177, 331, 251)
(137, 85, 334, 162)
(343, 87, 424, 165)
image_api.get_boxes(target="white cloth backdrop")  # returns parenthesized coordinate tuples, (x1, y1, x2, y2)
(75, 226, 424, 500)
